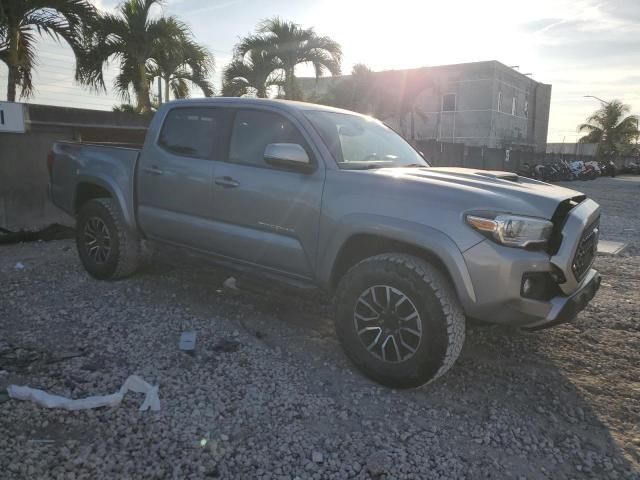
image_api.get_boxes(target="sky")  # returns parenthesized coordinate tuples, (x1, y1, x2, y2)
(0, 0, 638, 142)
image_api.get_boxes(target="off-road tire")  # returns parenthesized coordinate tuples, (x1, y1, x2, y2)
(335, 253, 465, 388)
(76, 198, 141, 280)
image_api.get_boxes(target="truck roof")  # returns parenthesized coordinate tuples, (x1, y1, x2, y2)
(164, 97, 365, 117)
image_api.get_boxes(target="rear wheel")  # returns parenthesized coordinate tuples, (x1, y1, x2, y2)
(335, 253, 465, 388)
(76, 198, 141, 280)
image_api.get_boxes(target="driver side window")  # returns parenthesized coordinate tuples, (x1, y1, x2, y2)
(228, 110, 308, 168)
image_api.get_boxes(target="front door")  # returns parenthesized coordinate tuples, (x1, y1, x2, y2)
(136, 107, 232, 249)
(209, 108, 325, 279)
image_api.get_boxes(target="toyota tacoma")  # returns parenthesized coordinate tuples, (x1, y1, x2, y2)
(48, 98, 602, 388)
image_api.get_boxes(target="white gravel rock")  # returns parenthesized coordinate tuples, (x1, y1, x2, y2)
(1, 177, 639, 479)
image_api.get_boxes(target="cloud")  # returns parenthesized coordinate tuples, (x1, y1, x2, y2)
(92, 0, 119, 13)
(176, 0, 245, 17)
(619, 75, 640, 85)
(599, 0, 640, 22)
(520, 18, 566, 33)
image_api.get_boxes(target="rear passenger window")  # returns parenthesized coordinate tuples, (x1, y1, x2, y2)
(229, 110, 308, 167)
(158, 108, 230, 159)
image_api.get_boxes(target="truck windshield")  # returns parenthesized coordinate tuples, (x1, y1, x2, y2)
(304, 110, 429, 170)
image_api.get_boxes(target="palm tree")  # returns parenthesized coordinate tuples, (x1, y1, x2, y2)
(320, 63, 374, 113)
(235, 17, 342, 100)
(0, 0, 95, 101)
(78, 0, 184, 112)
(373, 70, 434, 141)
(112, 103, 137, 113)
(147, 17, 214, 103)
(578, 100, 639, 156)
(221, 50, 282, 98)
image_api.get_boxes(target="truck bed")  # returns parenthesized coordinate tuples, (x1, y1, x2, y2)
(49, 141, 140, 224)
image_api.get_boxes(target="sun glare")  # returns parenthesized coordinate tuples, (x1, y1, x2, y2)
(307, 0, 529, 73)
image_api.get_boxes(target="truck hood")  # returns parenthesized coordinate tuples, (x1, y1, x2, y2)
(374, 167, 585, 218)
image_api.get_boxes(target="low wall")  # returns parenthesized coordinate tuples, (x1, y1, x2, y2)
(1, 129, 74, 229)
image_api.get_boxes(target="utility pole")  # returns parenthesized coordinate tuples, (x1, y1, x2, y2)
(158, 77, 162, 106)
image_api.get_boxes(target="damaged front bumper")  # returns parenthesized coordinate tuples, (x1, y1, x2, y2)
(521, 268, 601, 330)
(461, 198, 602, 329)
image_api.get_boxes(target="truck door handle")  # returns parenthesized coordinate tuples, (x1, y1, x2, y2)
(214, 176, 240, 188)
(142, 165, 164, 175)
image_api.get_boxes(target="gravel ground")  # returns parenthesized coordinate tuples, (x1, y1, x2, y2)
(1, 176, 639, 480)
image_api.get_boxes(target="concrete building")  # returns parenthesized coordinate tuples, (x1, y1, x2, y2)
(298, 60, 551, 152)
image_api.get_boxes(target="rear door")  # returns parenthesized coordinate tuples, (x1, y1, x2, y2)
(208, 108, 325, 279)
(136, 107, 232, 248)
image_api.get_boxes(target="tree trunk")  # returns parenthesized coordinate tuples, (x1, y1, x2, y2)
(164, 76, 170, 103)
(285, 67, 295, 100)
(7, 65, 17, 102)
(135, 63, 151, 113)
(6, 26, 19, 102)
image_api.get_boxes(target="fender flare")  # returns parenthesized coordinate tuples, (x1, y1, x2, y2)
(318, 213, 477, 308)
(72, 173, 136, 231)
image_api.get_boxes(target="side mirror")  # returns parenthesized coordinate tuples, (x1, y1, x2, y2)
(264, 143, 313, 172)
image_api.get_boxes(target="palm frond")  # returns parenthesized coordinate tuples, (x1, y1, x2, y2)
(221, 78, 251, 97)
(0, 0, 95, 99)
(145, 15, 214, 100)
(13, 28, 38, 98)
(169, 76, 189, 99)
(579, 100, 638, 155)
(222, 51, 281, 98)
(234, 17, 342, 99)
(577, 123, 602, 134)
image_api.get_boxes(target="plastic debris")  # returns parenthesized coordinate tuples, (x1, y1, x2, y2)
(6, 375, 160, 411)
(179, 331, 197, 354)
(14, 262, 25, 270)
(223, 276, 238, 290)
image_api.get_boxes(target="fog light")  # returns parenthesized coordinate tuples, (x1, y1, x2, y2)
(521, 272, 561, 300)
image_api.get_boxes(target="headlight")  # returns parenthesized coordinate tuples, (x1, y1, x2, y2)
(466, 214, 553, 248)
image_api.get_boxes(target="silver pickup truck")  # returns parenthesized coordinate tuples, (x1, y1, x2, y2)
(49, 98, 602, 388)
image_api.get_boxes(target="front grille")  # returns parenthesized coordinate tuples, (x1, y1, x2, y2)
(548, 196, 587, 255)
(572, 219, 600, 280)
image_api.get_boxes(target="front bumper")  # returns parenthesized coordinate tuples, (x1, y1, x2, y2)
(521, 268, 601, 330)
(461, 198, 601, 328)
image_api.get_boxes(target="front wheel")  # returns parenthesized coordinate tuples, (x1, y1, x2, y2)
(76, 198, 141, 280)
(335, 253, 465, 388)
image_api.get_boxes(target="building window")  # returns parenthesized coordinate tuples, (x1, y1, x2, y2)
(497, 91, 502, 112)
(442, 93, 456, 112)
(511, 97, 517, 116)
(524, 100, 529, 118)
